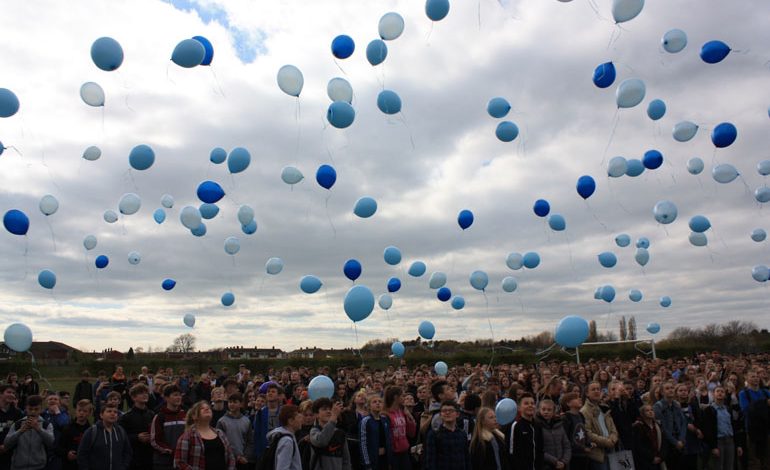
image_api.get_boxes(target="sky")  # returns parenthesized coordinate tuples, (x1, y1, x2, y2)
(0, 0, 769, 354)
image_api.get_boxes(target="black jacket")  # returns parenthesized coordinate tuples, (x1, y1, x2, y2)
(506, 417, 544, 470)
(470, 432, 509, 470)
(73, 380, 94, 408)
(118, 406, 155, 469)
(59, 420, 91, 470)
(632, 421, 664, 470)
(609, 399, 637, 450)
(77, 421, 133, 470)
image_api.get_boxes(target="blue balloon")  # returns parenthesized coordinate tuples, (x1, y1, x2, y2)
(300, 275, 323, 294)
(600, 285, 615, 303)
(387, 277, 402, 293)
(469, 271, 489, 291)
(38, 270, 56, 289)
(331, 35, 355, 59)
(598, 252, 617, 268)
(197, 180, 225, 203)
(4, 324, 32, 352)
(629, 289, 643, 302)
(227, 147, 251, 174)
(615, 234, 631, 247)
(555, 315, 589, 348)
(408, 261, 427, 277)
(418, 320, 436, 339)
(425, 0, 450, 21)
(647, 322, 661, 334)
(210, 147, 227, 164)
(647, 99, 666, 120)
(343, 259, 362, 282)
(487, 97, 511, 118)
(625, 159, 645, 177)
(327, 101, 355, 128)
(592, 61, 616, 89)
(366, 39, 388, 66)
(383, 246, 402, 265)
(171, 38, 205, 68)
(316, 164, 337, 189)
(533, 199, 550, 217)
(221, 292, 235, 307)
(636, 237, 650, 249)
(191, 223, 207, 237)
(643, 150, 663, 170)
(241, 220, 257, 235)
(199, 203, 219, 220)
(344, 285, 375, 322)
(153, 208, 166, 224)
(689, 215, 711, 233)
(437, 287, 452, 302)
(434, 361, 448, 376)
(162, 279, 176, 291)
(377, 90, 401, 115)
(660, 296, 672, 308)
(548, 214, 566, 231)
(95, 255, 109, 269)
(0, 89, 19, 118)
(700, 40, 731, 64)
(523, 252, 540, 269)
(192, 36, 214, 65)
(308, 375, 335, 400)
(91, 37, 124, 71)
(496, 398, 518, 426)
(354, 197, 378, 218)
(3, 210, 29, 235)
(458, 210, 474, 230)
(576, 175, 596, 199)
(711, 122, 737, 148)
(129, 144, 155, 171)
(495, 121, 519, 142)
(451, 296, 465, 310)
(391, 341, 405, 358)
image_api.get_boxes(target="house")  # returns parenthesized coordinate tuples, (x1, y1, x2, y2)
(288, 347, 321, 359)
(0, 341, 80, 364)
(223, 346, 286, 360)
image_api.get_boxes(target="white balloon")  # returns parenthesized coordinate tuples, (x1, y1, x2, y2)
(103, 210, 118, 223)
(662, 29, 687, 53)
(80, 82, 105, 107)
(128, 251, 141, 265)
(612, 0, 645, 23)
(378, 293, 393, 310)
(616, 79, 646, 108)
(160, 194, 174, 209)
(712, 164, 739, 184)
(83, 235, 97, 250)
(224, 236, 240, 255)
(327, 77, 353, 104)
(118, 193, 141, 215)
(687, 157, 704, 175)
(428, 272, 447, 289)
(237, 205, 255, 226)
(653, 200, 678, 224)
(756, 187, 770, 203)
(281, 166, 304, 185)
(82, 146, 101, 161)
(607, 156, 628, 178)
(689, 232, 708, 247)
(506, 252, 524, 270)
(180, 206, 202, 230)
(635, 247, 650, 266)
(673, 121, 699, 142)
(757, 160, 770, 176)
(378, 12, 405, 41)
(39, 195, 59, 216)
(277, 65, 304, 97)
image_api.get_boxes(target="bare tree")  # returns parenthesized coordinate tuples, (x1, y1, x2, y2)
(627, 316, 637, 340)
(619, 316, 627, 341)
(167, 334, 196, 353)
(588, 320, 598, 343)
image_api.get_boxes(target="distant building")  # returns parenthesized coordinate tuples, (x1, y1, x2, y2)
(0, 341, 80, 364)
(223, 346, 286, 360)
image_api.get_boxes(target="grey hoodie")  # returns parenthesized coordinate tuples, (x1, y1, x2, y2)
(536, 415, 571, 470)
(3, 417, 54, 470)
(309, 421, 352, 470)
(216, 413, 253, 460)
(267, 426, 302, 470)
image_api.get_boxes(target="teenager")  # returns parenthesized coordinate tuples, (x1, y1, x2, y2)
(77, 403, 132, 470)
(537, 399, 570, 470)
(384, 386, 415, 469)
(508, 393, 544, 470)
(58, 400, 92, 470)
(359, 394, 392, 470)
(469, 407, 508, 470)
(215, 393, 252, 470)
(560, 392, 592, 470)
(631, 405, 664, 470)
(0, 385, 23, 470)
(581, 382, 619, 469)
(309, 397, 351, 470)
(252, 382, 283, 464)
(3, 395, 54, 470)
(267, 404, 303, 470)
(151, 384, 187, 470)
(173, 401, 236, 470)
(702, 386, 744, 470)
(119, 383, 155, 470)
(424, 401, 470, 470)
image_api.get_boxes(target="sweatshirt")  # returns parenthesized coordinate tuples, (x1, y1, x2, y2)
(150, 405, 186, 470)
(386, 408, 416, 453)
(309, 420, 352, 470)
(216, 413, 252, 460)
(267, 426, 302, 470)
(4, 417, 54, 470)
(77, 422, 132, 470)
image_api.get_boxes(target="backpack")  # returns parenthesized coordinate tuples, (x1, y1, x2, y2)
(257, 432, 295, 470)
(85, 423, 128, 450)
(745, 389, 770, 438)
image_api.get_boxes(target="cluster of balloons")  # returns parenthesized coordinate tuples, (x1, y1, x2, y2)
(487, 97, 519, 143)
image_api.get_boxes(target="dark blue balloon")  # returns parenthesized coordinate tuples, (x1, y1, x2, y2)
(91, 37, 124, 71)
(437, 286, 452, 301)
(197, 180, 225, 203)
(533, 199, 550, 217)
(331, 35, 355, 59)
(162, 279, 177, 291)
(457, 209, 474, 230)
(316, 164, 337, 190)
(646, 99, 666, 120)
(700, 40, 731, 64)
(643, 150, 663, 170)
(192, 36, 214, 66)
(711, 122, 737, 148)
(387, 277, 401, 293)
(425, 0, 450, 21)
(576, 175, 596, 199)
(95, 255, 109, 269)
(3, 210, 29, 235)
(343, 259, 362, 282)
(592, 62, 616, 89)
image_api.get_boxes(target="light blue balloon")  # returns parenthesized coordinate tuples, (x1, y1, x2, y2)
(221, 292, 235, 307)
(689, 232, 708, 247)
(266, 257, 284, 275)
(615, 234, 630, 247)
(687, 158, 705, 175)
(308, 375, 335, 400)
(425, 0, 450, 21)
(418, 320, 435, 340)
(171, 38, 205, 68)
(625, 159, 645, 177)
(646, 99, 666, 120)
(629, 289, 642, 302)
(646, 322, 661, 334)
(391, 341, 405, 357)
(495, 398, 518, 426)
(506, 253, 524, 270)
(199, 203, 219, 220)
(501, 277, 518, 293)
(4, 323, 32, 352)
(636, 237, 650, 249)
(366, 39, 388, 66)
(753, 265, 770, 282)
(281, 166, 304, 185)
(469, 271, 489, 291)
(660, 296, 672, 308)
(653, 200, 677, 224)
(91, 37, 124, 71)
(383, 246, 402, 265)
(0, 89, 19, 118)
(379, 294, 393, 310)
(377, 90, 401, 114)
(428, 272, 447, 289)
(597, 252, 617, 268)
(191, 223, 207, 237)
(183, 313, 196, 328)
(300, 275, 323, 294)
(210, 147, 227, 164)
(129, 144, 155, 171)
(242, 220, 257, 235)
(153, 208, 166, 224)
(548, 214, 566, 231)
(38, 270, 56, 289)
(487, 97, 511, 118)
(755, 187, 770, 203)
(408, 261, 427, 277)
(522, 252, 540, 269)
(712, 164, 739, 184)
(344, 285, 375, 322)
(495, 121, 519, 142)
(616, 78, 646, 109)
(451, 296, 465, 310)
(555, 315, 589, 348)
(689, 215, 711, 233)
(354, 197, 378, 218)
(673, 121, 699, 142)
(600, 285, 615, 303)
(635, 248, 650, 266)
(434, 361, 448, 376)
(227, 147, 251, 174)
(327, 101, 356, 129)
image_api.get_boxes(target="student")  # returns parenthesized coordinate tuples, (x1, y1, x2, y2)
(41, 391, 70, 470)
(560, 393, 592, 470)
(424, 401, 470, 470)
(3, 395, 54, 470)
(581, 382, 619, 469)
(339, 391, 367, 470)
(459, 393, 481, 442)
(384, 387, 415, 469)
(702, 386, 744, 470)
(309, 397, 351, 470)
(631, 405, 664, 470)
(173, 401, 236, 470)
(296, 400, 315, 470)
(73, 371, 93, 409)
(211, 387, 227, 425)
(119, 383, 155, 470)
(215, 393, 252, 470)
(0, 385, 23, 470)
(150, 385, 187, 470)
(253, 382, 283, 464)
(508, 393, 544, 470)
(77, 402, 132, 470)
(359, 394, 392, 470)
(266, 404, 303, 470)
(536, 399, 571, 470)
(469, 407, 508, 470)
(59, 400, 92, 470)
(653, 381, 687, 469)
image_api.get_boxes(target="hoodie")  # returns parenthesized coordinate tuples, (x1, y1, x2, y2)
(267, 426, 302, 470)
(309, 420, 352, 470)
(536, 415, 571, 469)
(76, 421, 132, 470)
(4, 416, 54, 470)
(150, 405, 186, 470)
(216, 412, 252, 460)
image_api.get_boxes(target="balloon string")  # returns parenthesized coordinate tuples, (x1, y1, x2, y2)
(484, 291, 496, 369)
(294, 97, 302, 164)
(565, 232, 575, 273)
(601, 109, 621, 167)
(333, 59, 347, 76)
(40, 150, 62, 193)
(45, 218, 57, 252)
(325, 193, 336, 237)
(396, 112, 416, 151)
(209, 66, 226, 98)
(586, 200, 610, 232)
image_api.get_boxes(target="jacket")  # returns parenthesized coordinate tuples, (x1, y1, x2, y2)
(653, 399, 687, 449)
(58, 420, 90, 470)
(0, 406, 24, 469)
(609, 398, 636, 450)
(536, 415, 571, 469)
(580, 400, 619, 463)
(118, 406, 155, 469)
(173, 426, 236, 470)
(4, 416, 54, 470)
(470, 431, 509, 470)
(76, 421, 132, 470)
(150, 405, 186, 469)
(561, 411, 591, 459)
(252, 404, 281, 461)
(267, 426, 302, 470)
(359, 414, 392, 469)
(506, 416, 543, 470)
(631, 420, 664, 470)
(309, 420, 352, 470)
(425, 424, 471, 470)
(701, 402, 744, 451)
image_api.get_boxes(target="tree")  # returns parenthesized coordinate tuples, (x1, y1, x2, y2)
(619, 316, 627, 341)
(627, 316, 637, 340)
(167, 334, 196, 353)
(126, 347, 135, 361)
(588, 320, 598, 343)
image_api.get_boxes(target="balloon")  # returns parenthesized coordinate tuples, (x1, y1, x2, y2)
(210, 147, 227, 164)
(417, 320, 436, 340)
(153, 208, 166, 224)
(353, 197, 377, 219)
(331, 35, 355, 59)
(197, 181, 225, 204)
(221, 292, 235, 307)
(192, 35, 214, 65)
(83, 235, 97, 250)
(523, 252, 540, 269)
(316, 165, 337, 190)
(191, 223, 207, 237)
(129, 144, 155, 171)
(592, 62, 616, 89)
(653, 200, 677, 224)
(752, 265, 770, 282)
(495, 121, 519, 142)
(607, 157, 628, 177)
(4, 324, 32, 352)
(711, 122, 737, 148)
(391, 341, 405, 358)
(548, 214, 566, 231)
(437, 287, 452, 302)
(712, 164, 739, 184)
(128, 251, 141, 265)
(387, 277, 401, 293)
(95, 255, 109, 269)
(91, 37, 123, 71)
(451, 296, 465, 310)
(343, 260, 362, 282)
(281, 166, 304, 185)
(687, 157, 704, 175)
(118, 193, 141, 215)
(376, 90, 401, 114)
(379, 294, 393, 310)
(162, 279, 176, 291)
(646, 322, 661, 334)
(757, 160, 770, 176)
(615, 234, 630, 247)
(487, 97, 511, 118)
(576, 175, 596, 199)
(327, 101, 355, 129)
(266, 257, 284, 275)
(300, 275, 323, 294)
(629, 289, 642, 302)
(425, 0, 450, 21)
(689, 215, 711, 233)
(612, 0, 644, 23)
(659, 296, 672, 308)
(383, 246, 402, 265)
(161, 194, 174, 209)
(616, 79, 646, 108)
(689, 232, 708, 247)
(224, 237, 240, 255)
(635, 248, 650, 266)
(103, 210, 118, 224)
(171, 39, 205, 68)
(183, 313, 196, 328)
(600, 285, 615, 303)
(625, 159, 645, 177)
(469, 271, 489, 291)
(598, 252, 617, 268)
(199, 203, 219, 220)
(327, 78, 353, 103)
(428, 272, 447, 289)
(662, 29, 687, 53)
(180, 206, 202, 230)
(434, 361, 448, 376)
(227, 147, 251, 174)
(646, 99, 666, 120)
(506, 253, 524, 270)
(344, 285, 375, 322)
(700, 40, 731, 64)
(533, 199, 550, 217)
(80, 82, 105, 107)
(495, 398, 518, 426)
(642, 150, 663, 170)
(379, 12, 405, 40)
(673, 121, 699, 142)
(83, 146, 101, 161)
(39, 195, 59, 216)
(239, 220, 255, 234)
(555, 315, 589, 348)
(3, 210, 29, 235)
(366, 40, 388, 66)
(409, 261, 427, 277)
(276, 65, 304, 97)
(636, 237, 650, 249)
(237, 205, 255, 226)
(501, 277, 518, 293)
(751, 229, 767, 242)
(38, 270, 56, 289)
(0, 89, 20, 117)
(457, 210, 474, 230)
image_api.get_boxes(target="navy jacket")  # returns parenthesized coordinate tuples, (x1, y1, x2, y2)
(77, 422, 132, 470)
(359, 414, 392, 469)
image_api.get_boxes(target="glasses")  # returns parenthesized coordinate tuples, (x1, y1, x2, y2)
(440, 408, 458, 414)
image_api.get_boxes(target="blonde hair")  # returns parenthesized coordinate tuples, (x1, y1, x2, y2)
(298, 400, 313, 414)
(470, 407, 503, 455)
(185, 401, 212, 430)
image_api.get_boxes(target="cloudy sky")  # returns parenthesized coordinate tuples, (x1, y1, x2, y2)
(0, 0, 769, 354)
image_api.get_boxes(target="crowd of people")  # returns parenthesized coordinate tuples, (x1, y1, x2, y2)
(0, 351, 767, 470)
